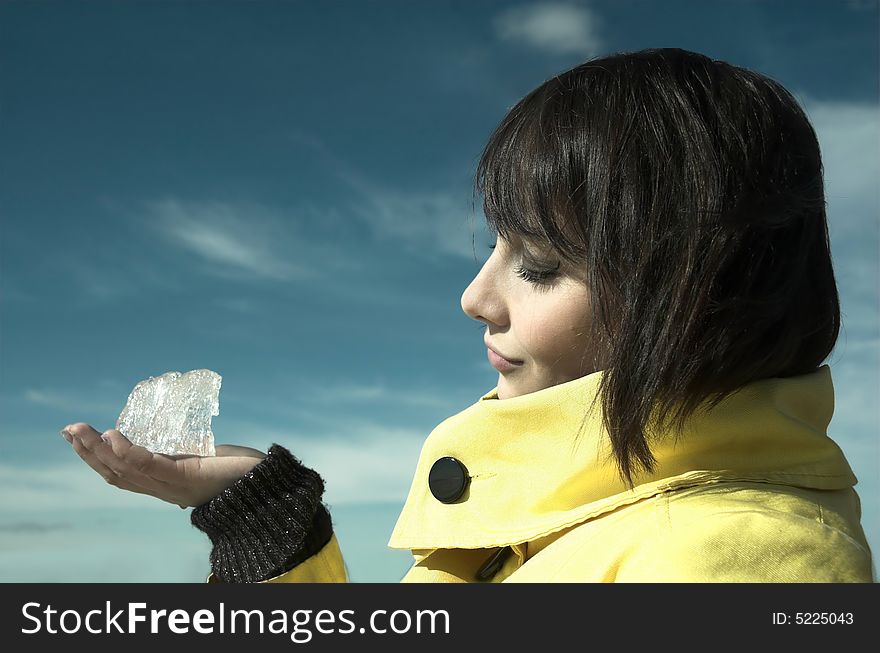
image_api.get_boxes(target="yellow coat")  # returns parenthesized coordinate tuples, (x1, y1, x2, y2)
(209, 365, 875, 583)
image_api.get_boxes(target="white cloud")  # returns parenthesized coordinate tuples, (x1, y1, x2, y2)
(143, 198, 317, 282)
(346, 187, 479, 261)
(795, 99, 880, 505)
(37, 194, 357, 307)
(222, 414, 445, 505)
(287, 128, 483, 263)
(492, 2, 603, 56)
(801, 98, 880, 228)
(24, 388, 119, 415)
(797, 96, 880, 351)
(0, 462, 166, 512)
(291, 428, 424, 507)
(63, 257, 139, 303)
(845, 0, 878, 11)
(829, 342, 880, 437)
(291, 381, 465, 411)
(1, 419, 427, 512)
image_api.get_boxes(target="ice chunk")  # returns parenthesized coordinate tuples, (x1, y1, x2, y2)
(116, 369, 221, 456)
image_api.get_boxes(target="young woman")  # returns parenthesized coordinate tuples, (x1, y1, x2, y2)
(61, 48, 875, 583)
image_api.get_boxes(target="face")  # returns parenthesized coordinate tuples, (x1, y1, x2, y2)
(460, 233, 602, 400)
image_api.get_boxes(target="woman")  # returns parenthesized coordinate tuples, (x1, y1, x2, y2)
(61, 48, 875, 583)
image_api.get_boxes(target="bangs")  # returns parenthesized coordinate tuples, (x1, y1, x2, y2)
(474, 80, 590, 263)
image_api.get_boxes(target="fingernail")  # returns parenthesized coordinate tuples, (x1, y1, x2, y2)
(101, 434, 111, 444)
(60, 429, 72, 443)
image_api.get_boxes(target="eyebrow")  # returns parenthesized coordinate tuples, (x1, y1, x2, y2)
(519, 237, 558, 258)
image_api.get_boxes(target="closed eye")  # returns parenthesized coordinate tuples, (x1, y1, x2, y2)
(489, 238, 561, 288)
(515, 262, 560, 286)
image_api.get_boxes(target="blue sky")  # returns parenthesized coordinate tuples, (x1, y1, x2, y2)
(1, 0, 877, 582)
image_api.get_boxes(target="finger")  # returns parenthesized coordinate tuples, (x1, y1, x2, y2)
(65, 424, 114, 479)
(70, 426, 172, 494)
(68, 433, 153, 496)
(68, 423, 163, 494)
(68, 430, 117, 480)
(64, 422, 101, 439)
(101, 429, 190, 485)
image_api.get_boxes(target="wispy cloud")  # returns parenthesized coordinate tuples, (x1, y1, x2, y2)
(1, 419, 426, 510)
(845, 0, 878, 11)
(61, 255, 141, 303)
(284, 425, 424, 506)
(346, 187, 480, 261)
(0, 461, 165, 511)
(44, 207, 194, 308)
(291, 381, 465, 411)
(286, 130, 483, 262)
(830, 347, 880, 437)
(143, 199, 320, 282)
(23, 388, 120, 415)
(802, 97, 880, 227)
(800, 96, 880, 355)
(781, 97, 880, 486)
(0, 521, 73, 533)
(492, 2, 603, 57)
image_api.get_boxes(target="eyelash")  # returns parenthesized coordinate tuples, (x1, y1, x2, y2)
(488, 243, 560, 287)
(514, 264, 559, 287)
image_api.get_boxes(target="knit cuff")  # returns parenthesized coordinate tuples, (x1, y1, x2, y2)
(190, 443, 334, 583)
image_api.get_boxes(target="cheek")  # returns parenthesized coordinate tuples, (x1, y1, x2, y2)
(525, 307, 582, 360)
(524, 296, 592, 365)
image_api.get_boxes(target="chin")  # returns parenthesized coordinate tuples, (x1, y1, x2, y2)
(496, 378, 523, 400)
(496, 377, 510, 400)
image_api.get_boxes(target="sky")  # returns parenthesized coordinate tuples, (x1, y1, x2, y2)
(0, 0, 878, 583)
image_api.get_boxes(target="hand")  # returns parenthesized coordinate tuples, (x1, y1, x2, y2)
(61, 423, 267, 509)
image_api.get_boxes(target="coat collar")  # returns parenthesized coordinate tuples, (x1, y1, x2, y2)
(388, 364, 856, 550)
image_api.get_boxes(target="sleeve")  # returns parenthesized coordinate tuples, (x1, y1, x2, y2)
(614, 509, 875, 583)
(190, 443, 349, 583)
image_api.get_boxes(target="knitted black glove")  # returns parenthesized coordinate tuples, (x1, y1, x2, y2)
(190, 443, 334, 583)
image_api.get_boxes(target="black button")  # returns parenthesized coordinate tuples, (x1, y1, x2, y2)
(428, 456, 470, 503)
(475, 546, 514, 582)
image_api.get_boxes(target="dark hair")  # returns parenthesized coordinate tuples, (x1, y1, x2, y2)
(473, 47, 840, 489)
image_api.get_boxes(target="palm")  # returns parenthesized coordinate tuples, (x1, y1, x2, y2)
(62, 423, 267, 508)
(168, 447, 267, 505)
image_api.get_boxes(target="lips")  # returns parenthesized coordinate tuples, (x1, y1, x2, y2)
(484, 340, 523, 365)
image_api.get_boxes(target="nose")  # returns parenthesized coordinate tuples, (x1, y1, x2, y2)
(460, 254, 507, 328)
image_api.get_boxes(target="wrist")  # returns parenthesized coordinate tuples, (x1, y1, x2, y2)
(190, 443, 333, 583)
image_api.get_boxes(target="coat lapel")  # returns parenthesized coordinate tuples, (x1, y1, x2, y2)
(388, 365, 856, 550)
